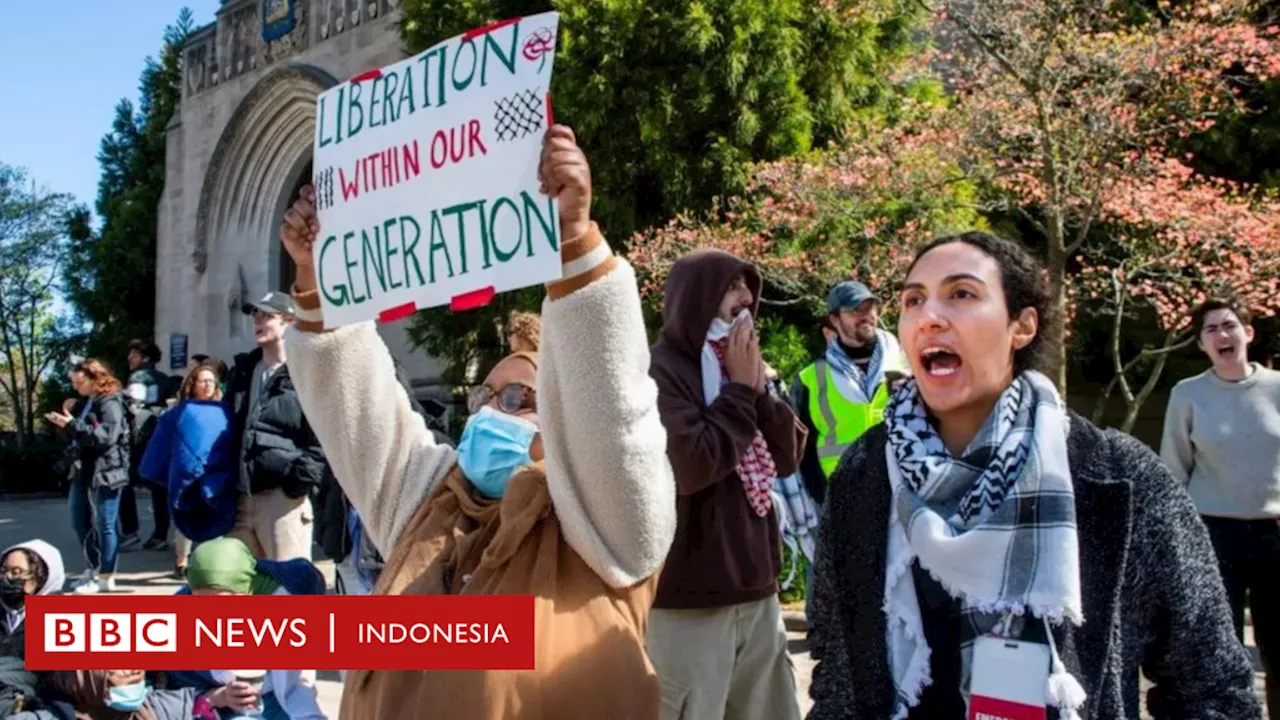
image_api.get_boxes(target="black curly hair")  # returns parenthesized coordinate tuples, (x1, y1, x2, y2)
(905, 231, 1059, 376)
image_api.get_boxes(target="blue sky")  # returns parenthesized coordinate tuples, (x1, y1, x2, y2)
(0, 1, 222, 215)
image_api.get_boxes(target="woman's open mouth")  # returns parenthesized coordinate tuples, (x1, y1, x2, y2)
(921, 346, 963, 378)
(1216, 344, 1237, 359)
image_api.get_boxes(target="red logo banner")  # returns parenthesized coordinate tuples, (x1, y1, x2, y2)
(24, 595, 535, 671)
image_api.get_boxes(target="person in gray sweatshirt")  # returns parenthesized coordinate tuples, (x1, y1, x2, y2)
(1160, 297, 1280, 715)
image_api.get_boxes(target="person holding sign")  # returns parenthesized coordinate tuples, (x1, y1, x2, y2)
(806, 232, 1257, 719)
(278, 125, 676, 719)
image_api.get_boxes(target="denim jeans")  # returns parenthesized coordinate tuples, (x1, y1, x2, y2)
(68, 477, 122, 574)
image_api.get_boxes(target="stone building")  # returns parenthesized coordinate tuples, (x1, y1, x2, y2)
(156, 0, 446, 399)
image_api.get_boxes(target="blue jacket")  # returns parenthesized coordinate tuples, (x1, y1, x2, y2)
(139, 400, 238, 542)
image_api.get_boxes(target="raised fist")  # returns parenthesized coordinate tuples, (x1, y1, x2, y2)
(538, 125, 592, 242)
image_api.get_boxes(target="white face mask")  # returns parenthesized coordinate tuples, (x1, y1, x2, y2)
(707, 308, 752, 341)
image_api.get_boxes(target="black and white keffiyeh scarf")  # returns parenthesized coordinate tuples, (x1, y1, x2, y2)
(883, 370, 1085, 720)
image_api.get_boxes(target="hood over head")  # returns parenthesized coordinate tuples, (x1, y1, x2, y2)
(659, 249, 762, 357)
(2, 539, 65, 596)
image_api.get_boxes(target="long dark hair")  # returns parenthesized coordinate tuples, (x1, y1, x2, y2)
(906, 231, 1059, 375)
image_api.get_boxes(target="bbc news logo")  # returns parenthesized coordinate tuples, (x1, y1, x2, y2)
(25, 595, 535, 671)
(45, 613, 177, 652)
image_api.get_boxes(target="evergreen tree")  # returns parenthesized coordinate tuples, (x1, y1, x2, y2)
(399, 0, 925, 383)
(64, 9, 193, 371)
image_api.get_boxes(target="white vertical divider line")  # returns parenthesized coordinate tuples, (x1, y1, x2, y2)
(329, 612, 335, 653)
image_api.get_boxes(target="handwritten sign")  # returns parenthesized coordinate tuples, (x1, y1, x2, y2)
(311, 12, 561, 327)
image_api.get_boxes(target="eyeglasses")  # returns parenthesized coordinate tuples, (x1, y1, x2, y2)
(467, 383, 535, 415)
(2, 567, 31, 581)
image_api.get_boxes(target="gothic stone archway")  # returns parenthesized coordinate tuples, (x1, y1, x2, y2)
(193, 64, 335, 336)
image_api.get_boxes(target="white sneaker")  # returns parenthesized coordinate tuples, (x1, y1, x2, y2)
(72, 577, 117, 595)
(70, 570, 95, 590)
(73, 579, 103, 595)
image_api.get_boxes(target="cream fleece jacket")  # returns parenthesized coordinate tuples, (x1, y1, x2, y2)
(284, 225, 676, 588)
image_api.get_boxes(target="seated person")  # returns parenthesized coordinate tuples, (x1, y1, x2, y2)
(1, 540, 64, 719)
(176, 537, 326, 720)
(41, 669, 248, 720)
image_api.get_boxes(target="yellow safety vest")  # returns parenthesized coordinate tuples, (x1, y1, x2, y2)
(799, 359, 891, 479)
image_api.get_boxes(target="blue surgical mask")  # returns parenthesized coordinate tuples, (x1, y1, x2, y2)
(457, 406, 537, 498)
(107, 680, 151, 711)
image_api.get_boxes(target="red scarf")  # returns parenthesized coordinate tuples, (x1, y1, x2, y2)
(709, 339, 777, 517)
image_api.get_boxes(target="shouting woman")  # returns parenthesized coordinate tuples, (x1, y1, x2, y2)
(807, 232, 1257, 719)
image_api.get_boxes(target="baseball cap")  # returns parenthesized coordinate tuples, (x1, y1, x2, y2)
(241, 291, 297, 317)
(826, 281, 879, 314)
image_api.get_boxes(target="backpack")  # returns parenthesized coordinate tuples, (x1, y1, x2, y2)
(122, 398, 160, 475)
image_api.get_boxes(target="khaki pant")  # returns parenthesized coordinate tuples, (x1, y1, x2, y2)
(230, 488, 314, 561)
(647, 596, 801, 720)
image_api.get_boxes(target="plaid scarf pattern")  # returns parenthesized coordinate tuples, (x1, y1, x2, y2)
(824, 331, 887, 402)
(882, 370, 1083, 719)
(709, 338, 777, 517)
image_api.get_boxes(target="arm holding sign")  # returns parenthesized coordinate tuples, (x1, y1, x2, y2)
(280, 188, 458, 556)
(534, 128, 676, 588)
(281, 126, 675, 586)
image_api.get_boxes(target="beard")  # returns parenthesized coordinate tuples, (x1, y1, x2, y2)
(841, 323, 876, 346)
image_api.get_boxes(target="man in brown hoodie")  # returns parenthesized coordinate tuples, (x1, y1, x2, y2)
(647, 250, 806, 720)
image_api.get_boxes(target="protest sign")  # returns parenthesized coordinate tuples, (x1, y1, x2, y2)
(311, 12, 561, 327)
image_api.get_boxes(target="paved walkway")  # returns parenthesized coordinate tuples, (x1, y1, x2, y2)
(9, 490, 1270, 718)
(0, 490, 816, 717)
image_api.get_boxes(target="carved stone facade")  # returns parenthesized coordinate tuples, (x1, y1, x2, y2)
(157, 0, 445, 393)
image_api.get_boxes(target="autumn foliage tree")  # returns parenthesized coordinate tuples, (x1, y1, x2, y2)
(629, 105, 982, 368)
(922, 0, 1280, 388)
(1071, 154, 1280, 431)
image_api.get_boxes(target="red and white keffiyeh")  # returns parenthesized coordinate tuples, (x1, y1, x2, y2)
(708, 337, 778, 517)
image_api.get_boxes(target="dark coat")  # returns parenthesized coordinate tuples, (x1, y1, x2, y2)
(225, 348, 326, 498)
(69, 393, 130, 490)
(315, 376, 452, 566)
(807, 413, 1260, 720)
